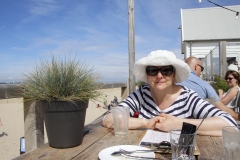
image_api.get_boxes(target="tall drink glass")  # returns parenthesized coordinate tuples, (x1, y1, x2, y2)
(222, 126, 240, 160)
(111, 106, 129, 137)
(170, 130, 196, 160)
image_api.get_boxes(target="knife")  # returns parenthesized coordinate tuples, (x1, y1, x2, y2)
(121, 152, 169, 160)
(111, 149, 158, 156)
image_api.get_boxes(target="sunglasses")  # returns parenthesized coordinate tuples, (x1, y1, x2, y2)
(226, 77, 235, 81)
(146, 66, 175, 76)
(197, 64, 204, 72)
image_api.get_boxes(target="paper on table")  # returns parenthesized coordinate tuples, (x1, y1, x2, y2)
(139, 129, 171, 146)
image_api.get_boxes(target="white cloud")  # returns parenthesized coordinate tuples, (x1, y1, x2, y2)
(1, 0, 240, 82)
(26, 0, 61, 16)
(10, 47, 32, 51)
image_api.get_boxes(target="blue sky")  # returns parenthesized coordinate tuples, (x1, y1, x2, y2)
(0, 0, 239, 83)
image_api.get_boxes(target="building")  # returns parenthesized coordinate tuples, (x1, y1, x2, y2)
(180, 5, 240, 79)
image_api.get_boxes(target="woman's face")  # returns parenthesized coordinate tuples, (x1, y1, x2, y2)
(226, 73, 238, 87)
(146, 66, 175, 90)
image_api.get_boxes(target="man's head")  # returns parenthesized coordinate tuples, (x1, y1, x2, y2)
(185, 57, 204, 77)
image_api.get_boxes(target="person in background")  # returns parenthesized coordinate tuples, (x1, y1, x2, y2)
(234, 60, 240, 72)
(178, 56, 218, 99)
(234, 61, 238, 66)
(96, 104, 101, 108)
(103, 95, 107, 107)
(103, 50, 237, 136)
(113, 96, 118, 106)
(107, 101, 114, 110)
(178, 57, 240, 120)
(218, 65, 240, 113)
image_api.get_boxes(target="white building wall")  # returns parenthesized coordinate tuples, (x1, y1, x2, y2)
(184, 41, 219, 58)
(185, 41, 240, 60)
(181, 6, 240, 41)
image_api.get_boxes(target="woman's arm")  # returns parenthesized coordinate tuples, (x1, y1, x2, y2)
(102, 113, 165, 129)
(220, 87, 238, 105)
(215, 101, 239, 120)
(155, 114, 231, 136)
(184, 117, 230, 136)
(218, 89, 224, 99)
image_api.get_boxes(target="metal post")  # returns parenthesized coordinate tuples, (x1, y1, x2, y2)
(190, 42, 192, 57)
(210, 50, 213, 81)
(204, 58, 207, 80)
(219, 41, 227, 78)
(128, 0, 136, 94)
(206, 55, 209, 81)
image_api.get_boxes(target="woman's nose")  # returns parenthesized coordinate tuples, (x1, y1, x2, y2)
(156, 71, 163, 78)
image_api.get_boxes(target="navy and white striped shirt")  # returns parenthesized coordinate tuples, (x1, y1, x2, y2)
(119, 84, 237, 126)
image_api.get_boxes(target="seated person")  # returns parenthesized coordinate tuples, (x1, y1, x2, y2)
(96, 104, 101, 108)
(107, 101, 114, 110)
(102, 50, 237, 136)
(113, 96, 118, 106)
(218, 65, 240, 111)
(178, 56, 219, 101)
(234, 60, 240, 72)
(178, 56, 239, 120)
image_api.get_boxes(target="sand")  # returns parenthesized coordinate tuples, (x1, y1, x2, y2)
(85, 87, 122, 125)
(0, 87, 122, 160)
(0, 98, 24, 160)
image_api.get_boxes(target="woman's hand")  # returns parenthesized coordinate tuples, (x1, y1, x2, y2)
(218, 89, 224, 95)
(155, 113, 183, 131)
(145, 116, 166, 130)
(218, 89, 224, 99)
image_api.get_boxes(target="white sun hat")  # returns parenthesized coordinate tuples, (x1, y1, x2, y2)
(133, 50, 190, 83)
(227, 64, 238, 72)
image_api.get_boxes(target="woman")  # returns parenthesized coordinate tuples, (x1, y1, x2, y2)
(103, 50, 237, 136)
(113, 96, 118, 106)
(218, 64, 240, 110)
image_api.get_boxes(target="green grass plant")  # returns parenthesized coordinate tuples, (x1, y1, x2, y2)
(136, 80, 147, 87)
(210, 75, 230, 93)
(20, 56, 102, 102)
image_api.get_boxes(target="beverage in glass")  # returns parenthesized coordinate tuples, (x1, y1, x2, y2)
(222, 126, 240, 160)
(111, 106, 129, 137)
(170, 130, 196, 160)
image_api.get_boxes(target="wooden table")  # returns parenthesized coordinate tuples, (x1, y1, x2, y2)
(13, 115, 224, 160)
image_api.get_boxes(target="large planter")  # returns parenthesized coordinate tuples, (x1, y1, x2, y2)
(40, 100, 88, 148)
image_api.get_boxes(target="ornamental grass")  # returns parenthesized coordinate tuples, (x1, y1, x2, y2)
(20, 56, 102, 102)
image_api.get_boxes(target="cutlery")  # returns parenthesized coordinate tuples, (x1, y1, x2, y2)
(140, 141, 171, 149)
(111, 148, 158, 156)
(120, 148, 159, 154)
(120, 152, 169, 160)
(154, 141, 171, 149)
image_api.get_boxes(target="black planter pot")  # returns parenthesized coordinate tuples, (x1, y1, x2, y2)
(39, 100, 88, 148)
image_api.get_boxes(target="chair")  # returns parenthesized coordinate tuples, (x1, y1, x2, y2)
(204, 97, 215, 105)
(232, 88, 240, 113)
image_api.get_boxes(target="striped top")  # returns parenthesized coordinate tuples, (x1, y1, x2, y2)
(119, 84, 237, 126)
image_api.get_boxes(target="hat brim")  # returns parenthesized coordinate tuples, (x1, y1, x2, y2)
(133, 56, 190, 83)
